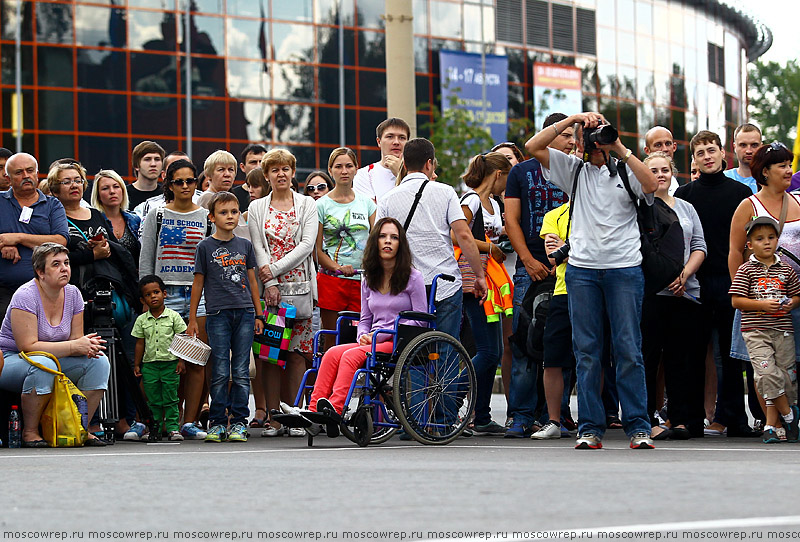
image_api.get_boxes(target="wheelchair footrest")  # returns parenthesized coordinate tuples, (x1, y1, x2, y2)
(271, 411, 313, 429)
(302, 410, 338, 425)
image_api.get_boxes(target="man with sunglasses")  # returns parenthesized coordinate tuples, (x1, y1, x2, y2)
(724, 123, 762, 194)
(675, 130, 759, 438)
(0, 153, 69, 320)
(354, 118, 410, 203)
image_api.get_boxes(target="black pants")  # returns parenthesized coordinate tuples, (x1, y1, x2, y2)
(641, 295, 706, 430)
(699, 275, 747, 428)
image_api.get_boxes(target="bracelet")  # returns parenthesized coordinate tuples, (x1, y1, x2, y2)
(622, 148, 632, 164)
(255, 315, 266, 323)
(552, 124, 560, 137)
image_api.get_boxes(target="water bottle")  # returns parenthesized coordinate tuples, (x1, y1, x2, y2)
(8, 405, 21, 448)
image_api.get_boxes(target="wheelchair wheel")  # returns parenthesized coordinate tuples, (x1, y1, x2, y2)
(392, 331, 475, 445)
(341, 396, 399, 446)
(351, 406, 373, 447)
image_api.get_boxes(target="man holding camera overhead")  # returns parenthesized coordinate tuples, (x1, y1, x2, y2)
(526, 112, 658, 450)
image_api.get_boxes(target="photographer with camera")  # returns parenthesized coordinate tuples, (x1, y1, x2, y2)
(526, 112, 658, 450)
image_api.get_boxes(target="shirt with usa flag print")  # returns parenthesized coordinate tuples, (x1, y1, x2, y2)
(139, 206, 210, 285)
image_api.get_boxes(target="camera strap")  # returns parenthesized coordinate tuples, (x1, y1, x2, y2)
(564, 162, 583, 242)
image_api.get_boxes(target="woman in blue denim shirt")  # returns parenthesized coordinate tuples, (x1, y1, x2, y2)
(91, 169, 141, 263)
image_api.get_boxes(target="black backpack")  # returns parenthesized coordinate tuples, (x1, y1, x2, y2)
(510, 275, 556, 364)
(618, 162, 685, 296)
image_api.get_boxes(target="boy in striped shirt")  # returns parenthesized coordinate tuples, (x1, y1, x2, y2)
(730, 216, 800, 443)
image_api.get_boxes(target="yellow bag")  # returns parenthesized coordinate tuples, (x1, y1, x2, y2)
(21, 351, 88, 447)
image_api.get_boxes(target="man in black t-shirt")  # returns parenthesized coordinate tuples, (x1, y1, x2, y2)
(232, 144, 267, 213)
(127, 141, 165, 209)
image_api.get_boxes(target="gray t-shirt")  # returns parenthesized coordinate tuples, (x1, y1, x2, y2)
(139, 206, 210, 285)
(194, 235, 257, 313)
(658, 198, 706, 301)
(542, 148, 654, 269)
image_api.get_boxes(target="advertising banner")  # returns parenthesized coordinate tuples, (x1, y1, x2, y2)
(533, 63, 582, 130)
(439, 50, 508, 142)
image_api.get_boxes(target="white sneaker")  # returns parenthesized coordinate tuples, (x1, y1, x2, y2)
(531, 422, 561, 440)
(288, 427, 305, 437)
(168, 431, 184, 441)
(280, 401, 301, 415)
(261, 425, 286, 437)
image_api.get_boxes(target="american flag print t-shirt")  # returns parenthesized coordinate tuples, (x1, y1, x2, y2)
(139, 206, 210, 286)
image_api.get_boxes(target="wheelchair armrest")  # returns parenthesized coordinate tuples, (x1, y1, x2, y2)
(337, 311, 360, 320)
(399, 310, 435, 322)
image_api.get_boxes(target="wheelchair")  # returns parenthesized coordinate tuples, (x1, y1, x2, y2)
(280, 273, 476, 447)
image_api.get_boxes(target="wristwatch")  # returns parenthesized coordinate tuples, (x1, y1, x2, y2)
(255, 315, 266, 323)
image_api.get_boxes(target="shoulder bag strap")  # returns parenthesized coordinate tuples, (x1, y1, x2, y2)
(564, 162, 583, 241)
(403, 180, 430, 232)
(460, 191, 485, 240)
(20, 351, 63, 376)
(778, 192, 789, 236)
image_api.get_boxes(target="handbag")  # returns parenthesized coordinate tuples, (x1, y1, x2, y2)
(277, 280, 313, 319)
(20, 351, 89, 447)
(252, 302, 297, 368)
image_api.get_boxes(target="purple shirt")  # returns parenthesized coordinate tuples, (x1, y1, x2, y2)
(357, 268, 428, 342)
(0, 280, 84, 352)
(790, 171, 800, 193)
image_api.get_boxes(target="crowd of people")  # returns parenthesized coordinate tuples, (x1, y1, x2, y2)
(0, 112, 797, 449)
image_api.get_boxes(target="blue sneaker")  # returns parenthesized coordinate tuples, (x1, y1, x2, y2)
(504, 420, 533, 438)
(205, 424, 227, 443)
(227, 422, 248, 442)
(785, 406, 800, 443)
(763, 427, 782, 444)
(181, 422, 207, 440)
(123, 421, 148, 441)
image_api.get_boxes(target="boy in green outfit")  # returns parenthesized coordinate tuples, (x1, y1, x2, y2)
(132, 274, 188, 441)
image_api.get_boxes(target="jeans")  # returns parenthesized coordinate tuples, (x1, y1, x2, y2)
(508, 269, 538, 425)
(463, 295, 502, 425)
(205, 307, 254, 426)
(0, 352, 110, 394)
(565, 264, 650, 438)
(434, 289, 463, 339)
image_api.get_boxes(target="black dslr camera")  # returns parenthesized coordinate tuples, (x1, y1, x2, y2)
(582, 123, 618, 154)
(548, 240, 570, 266)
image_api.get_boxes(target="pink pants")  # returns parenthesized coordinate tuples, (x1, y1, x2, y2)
(309, 341, 394, 414)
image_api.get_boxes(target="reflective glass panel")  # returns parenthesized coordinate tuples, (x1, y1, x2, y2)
(618, 101, 637, 134)
(227, 0, 266, 17)
(315, 0, 354, 25)
(596, 27, 616, 62)
(183, 96, 226, 137)
(637, 70, 654, 102)
(358, 70, 386, 108)
(636, 34, 653, 70)
(37, 46, 73, 88)
(130, 52, 178, 95)
(617, 31, 635, 66)
(189, 56, 226, 96)
(76, 5, 127, 47)
(616, 0, 634, 28)
(78, 92, 127, 133)
(78, 136, 129, 177)
(38, 90, 73, 131)
(39, 135, 74, 171)
(190, 15, 224, 56)
(359, 31, 386, 69)
(128, 10, 176, 52)
(414, 37, 429, 71)
(1, 1, 33, 42)
(132, 96, 178, 136)
(230, 101, 273, 141)
(271, 62, 315, 102)
(318, 105, 341, 145)
(635, 1, 652, 35)
(129, 0, 175, 8)
(193, 0, 224, 14)
(273, 0, 313, 22)
(637, 102, 654, 135)
(597, 62, 617, 96)
(36, 2, 73, 45)
(654, 72, 669, 106)
(430, 1, 462, 39)
(273, 23, 314, 63)
(77, 49, 126, 90)
(227, 17, 267, 60)
(413, 0, 429, 34)
(274, 104, 314, 143)
(227, 60, 270, 99)
(356, 0, 385, 29)
(1, 45, 33, 86)
(618, 65, 636, 100)
(464, 4, 482, 42)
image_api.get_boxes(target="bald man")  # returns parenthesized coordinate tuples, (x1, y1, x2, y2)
(644, 126, 680, 195)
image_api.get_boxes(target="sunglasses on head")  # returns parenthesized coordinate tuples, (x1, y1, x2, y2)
(767, 141, 789, 153)
(491, 142, 516, 152)
(171, 178, 197, 187)
(307, 183, 328, 192)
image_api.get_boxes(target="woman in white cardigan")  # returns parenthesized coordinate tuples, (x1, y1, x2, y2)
(248, 149, 319, 437)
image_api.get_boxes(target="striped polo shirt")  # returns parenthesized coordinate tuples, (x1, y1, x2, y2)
(729, 254, 800, 332)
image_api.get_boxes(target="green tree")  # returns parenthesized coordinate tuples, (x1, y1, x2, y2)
(748, 59, 800, 143)
(417, 91, 495, 188)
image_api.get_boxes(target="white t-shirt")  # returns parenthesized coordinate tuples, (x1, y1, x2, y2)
(461, 190, 502, 242)
(353, 161, 397, 203)
(376, 172, 466, 301)
(542, 148, 654, 269)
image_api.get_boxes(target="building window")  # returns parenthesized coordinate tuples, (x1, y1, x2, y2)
(708, 42, 725, 86)
(496, 0, 522, 44)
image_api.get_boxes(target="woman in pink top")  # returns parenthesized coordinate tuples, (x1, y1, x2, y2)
(309, 217, 427, 415)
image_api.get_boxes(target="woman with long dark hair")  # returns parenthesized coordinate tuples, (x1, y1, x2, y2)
(307, 217, 426, 416)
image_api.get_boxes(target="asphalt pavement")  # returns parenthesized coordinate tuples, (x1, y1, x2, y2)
(1, 395, 798, 540)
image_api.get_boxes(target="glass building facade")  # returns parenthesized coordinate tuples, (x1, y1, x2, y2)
(0, 0, 770, 180)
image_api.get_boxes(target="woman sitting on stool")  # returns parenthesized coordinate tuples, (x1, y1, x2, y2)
(308, 217, 427, 418)
(0, 243, 109, 447)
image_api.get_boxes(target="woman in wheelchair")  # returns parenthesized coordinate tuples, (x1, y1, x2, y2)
(307, 217, 427, 417)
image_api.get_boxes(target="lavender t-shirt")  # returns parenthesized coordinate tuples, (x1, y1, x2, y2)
(0, 280, 84, 352)
(357, 268, 428, 342)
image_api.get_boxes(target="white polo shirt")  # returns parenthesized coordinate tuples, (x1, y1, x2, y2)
(354, 161, 397, 203)
(376, 172, 466, 301)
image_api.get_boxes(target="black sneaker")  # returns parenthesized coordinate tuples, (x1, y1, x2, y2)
(785, 405, 800, 443)
(472, 420, 506, 436)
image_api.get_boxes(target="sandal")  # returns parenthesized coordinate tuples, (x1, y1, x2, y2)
(607, 415, 623, 429)
(250, 409, 268, 428)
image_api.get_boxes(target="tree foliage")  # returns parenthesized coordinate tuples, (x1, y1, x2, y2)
(418, 91, 495, 188)
(748, 59, 800, 143)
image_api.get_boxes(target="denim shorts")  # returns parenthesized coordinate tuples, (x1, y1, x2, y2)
(164, 284, 206, 319)
(0, 352, 110, 395)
